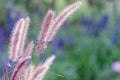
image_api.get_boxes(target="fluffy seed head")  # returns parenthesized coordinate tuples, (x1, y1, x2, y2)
(45, 1, 82, 41)
(31, 55, 55, 80)
(35, 10, 55, 55)
(9, 17, 30, 62)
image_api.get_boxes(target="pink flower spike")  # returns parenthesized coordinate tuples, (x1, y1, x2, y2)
(39, 10, 55, 40)
(35, 10, 55, 55)
(10, 56, 31, 80)
(19, 41, 34, 62)
(45, 1, 82, 41)
(18, 17, 30, 58)
(9, 18, 24, 62)
(31, 55, 55, 80)
(112, 61, 120, 73)
(9, 17, 30, 62)
(24, 41, 34, 58)
(25, 65, 35, 80)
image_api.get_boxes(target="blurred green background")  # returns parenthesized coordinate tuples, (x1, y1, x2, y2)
(0, 0, 120, 80)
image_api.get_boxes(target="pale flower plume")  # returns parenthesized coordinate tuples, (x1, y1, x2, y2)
(4, 1, 82, 80)
(35, 10, 55, 55)
(9, 18, 30, 62)
(25, 65, 35, 80)
(30, 55, 55, 80)
(45, 1, 82, 42)
(36, 1, 82, 55)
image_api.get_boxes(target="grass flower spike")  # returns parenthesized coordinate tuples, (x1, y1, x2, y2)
(5, 1, 81, 80)
(9, 18, 30, 62)
(31, 55, 55, 80)
(36, 1, 82, 55)
(10, 56, 31, 80)
(45, 1, 82, 41)
(36, 10, 55, 55)
(25, 65, 35, 80)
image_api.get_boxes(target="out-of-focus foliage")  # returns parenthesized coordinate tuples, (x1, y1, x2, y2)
(0, 0, 120, 80)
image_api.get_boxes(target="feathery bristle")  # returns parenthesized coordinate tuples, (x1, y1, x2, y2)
(35, 10, 55, 55)
(9, 17, 30, 62)
(18, 17, 30, 58)
(19, 41, 34, 62)
(7, 1, 81, 80)
(45, 1, 82, 41)
(9, 18, 24, 62)
(25, 65, 34, 80)
(10, 56, 31, 80)
(31, 55, 55, 80)
(24, 41, 34, 58)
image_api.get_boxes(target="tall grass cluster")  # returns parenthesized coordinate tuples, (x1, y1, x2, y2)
(1, 1, 81, 80)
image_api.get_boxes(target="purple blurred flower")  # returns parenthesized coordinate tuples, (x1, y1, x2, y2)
(51, 37, 66, 60)
(81, 13, 109, 36)
(111, 31, 119, 44)
(112, 61, 120, 73)
(51, 37, 65, 54)
(51, 43, 57, 55)
(111, 21, 120, 44)
(0, 27, 4, 54)
(98, 13, 109, 29)
(56, 37, 65, 49)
